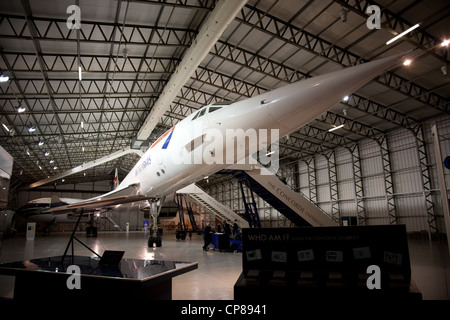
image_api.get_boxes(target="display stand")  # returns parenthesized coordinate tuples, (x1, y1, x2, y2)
(61, 210, 100, 265)
(0, 256, 198, 300)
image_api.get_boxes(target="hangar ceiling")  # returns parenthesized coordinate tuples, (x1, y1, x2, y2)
(0, 0, 449, 190)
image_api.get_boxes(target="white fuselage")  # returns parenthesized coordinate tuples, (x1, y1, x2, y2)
(117, 54, 404, 200)
(30, 53, 403, 219)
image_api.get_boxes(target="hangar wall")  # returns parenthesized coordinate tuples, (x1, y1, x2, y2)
(16, 180, 111, 206)
(204, 116, 450, 235)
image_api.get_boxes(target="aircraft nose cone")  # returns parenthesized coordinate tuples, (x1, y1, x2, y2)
(268, 52, 407, 135)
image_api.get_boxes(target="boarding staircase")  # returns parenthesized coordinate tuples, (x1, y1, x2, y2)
(176, 184, 248, 228)
(220, 164, 337, 227)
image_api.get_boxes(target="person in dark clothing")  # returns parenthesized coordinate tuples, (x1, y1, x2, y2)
(203, 224, 213, 251)
(232, 222, 239, 236)
(223, 221, 232, 238)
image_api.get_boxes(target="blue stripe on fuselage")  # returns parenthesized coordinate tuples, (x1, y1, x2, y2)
(162, 128, 174, 149)
(50, 201, 69, 208)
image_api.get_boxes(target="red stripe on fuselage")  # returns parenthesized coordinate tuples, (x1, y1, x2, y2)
(151, 126, 174, 149)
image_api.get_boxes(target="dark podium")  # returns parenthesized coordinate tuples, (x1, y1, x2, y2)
(0, 255, 197, 300)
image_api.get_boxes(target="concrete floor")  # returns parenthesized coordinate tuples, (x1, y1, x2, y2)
(0, 231, 449, 300)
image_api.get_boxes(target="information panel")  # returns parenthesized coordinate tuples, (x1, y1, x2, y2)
(241, 225, 411, 289)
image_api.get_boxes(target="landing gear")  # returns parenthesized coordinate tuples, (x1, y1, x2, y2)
(148, 228, 163, 247)
(86, 214, 97, 237)
(147, 198, 164, 247)
(175, 230, 187, 240)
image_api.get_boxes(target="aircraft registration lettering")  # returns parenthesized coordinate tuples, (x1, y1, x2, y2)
(135, 156, 152, 177)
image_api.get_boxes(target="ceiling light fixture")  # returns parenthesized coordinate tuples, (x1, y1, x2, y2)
(17, 106, 26, 113)
(2, 123, 10, 132)
(0, 75, 9, 82)
(122, 47, 129, 59)
(386, 23, 420, 45)
(342, 95, 349, 102)
(329, 124, 345, 132)
(339, 7, 348, 22)
(28, 126, 36, 133)
(78, 66, 82, 81)
(44, 151, 50, 156)
(403, 59, 412, 66)
(441, 39, 449, 47)
(38, 141, 44, 146)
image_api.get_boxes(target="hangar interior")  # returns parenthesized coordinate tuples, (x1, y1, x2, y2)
(0, 0, 449, 300)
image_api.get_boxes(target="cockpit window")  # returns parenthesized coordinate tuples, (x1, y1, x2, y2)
(212, 100, 234, 106)
(209, 106, 222, 113)
(192, 104, 225, 121)
(192, 111, 200, 121)
(191, 107, 207, 121)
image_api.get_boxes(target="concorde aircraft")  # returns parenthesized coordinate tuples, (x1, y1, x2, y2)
(23, 53, 407, 246)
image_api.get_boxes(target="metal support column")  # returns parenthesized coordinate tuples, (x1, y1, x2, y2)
(431, 123, 450, 253)
(412, 124, 438, 238)
(305, 157, 318, 204)
(349, 144, 366, 225)
(378, 136, 398, 225)
(293, 161, 300, 193)
(326, 151, 340, 224)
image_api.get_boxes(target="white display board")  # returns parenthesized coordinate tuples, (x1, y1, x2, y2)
(26, 222, 36, 240)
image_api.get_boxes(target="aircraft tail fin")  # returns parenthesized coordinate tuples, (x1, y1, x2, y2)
(50, 195, 66, 208)
(113, 168, 120, 190)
